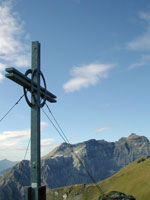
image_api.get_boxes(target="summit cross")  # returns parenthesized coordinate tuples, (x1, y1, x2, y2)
(5, 41, 57, 200)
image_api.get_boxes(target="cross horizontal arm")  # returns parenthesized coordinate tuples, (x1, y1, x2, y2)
(5, 67, 57, 103)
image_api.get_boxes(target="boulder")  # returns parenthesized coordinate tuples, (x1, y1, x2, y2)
(98, 191, 136, 200)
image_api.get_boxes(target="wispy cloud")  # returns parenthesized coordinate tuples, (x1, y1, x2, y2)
(0, 121, 55, 160)
(0, 63, 6, 80)
(96, 125, 112, 134)
(127, 33, 150, 51)
(63, 63, 114, 93)
(41, 121, 48, 132)
(41, 138, 54, 147)
(128, 54, 150, 70)
(41, 138, 57, 157)
(127, 12, 150, 51)
(139, 12, 150, 27)
(0, 129, 30, 151)
(0, 1, 30, 81)
(127, 12, 150, 69)
(75, 0, 81, 4)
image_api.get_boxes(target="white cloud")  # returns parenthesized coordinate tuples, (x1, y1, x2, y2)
(41, 121, 48, 131)
(126, 12, 150, 69)
(127, 33, 150, 50)
(0, 121, 54, 160)
(0, 129, 30, 153)
(0, 129, 29, 142)
(139, 12, 150, 23)
(74, 0, 81, 4)
(96, 125, 112, 134)
(0, 121, 48, 146)
(41, 138, 54, 147)
(0, 63, 6, 81)
(127, 12, 150, 51)
(0, 1, 30, 80)
(63, 63, 114, 92)
(41, 138, 57, 157)
(128, 54, 150, 69)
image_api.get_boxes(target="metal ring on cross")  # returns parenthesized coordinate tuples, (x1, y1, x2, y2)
(23, 69, 35, 107)
(32, 69, 47, 108)
(23, 69, 47, 108)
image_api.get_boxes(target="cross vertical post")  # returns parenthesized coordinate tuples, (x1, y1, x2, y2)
(30, 42, 41, 199)
(31, 42, 41, 188)
(5, 41, 57, 200)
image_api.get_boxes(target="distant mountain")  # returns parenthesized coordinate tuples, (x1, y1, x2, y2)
(0, 159, 17, 174)
(0, 133, 150, 200)
(0, 168, 10, 177)
(47, 156, 150, 200)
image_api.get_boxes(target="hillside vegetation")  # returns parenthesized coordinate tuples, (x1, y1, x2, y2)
(47, 156, 150, 200)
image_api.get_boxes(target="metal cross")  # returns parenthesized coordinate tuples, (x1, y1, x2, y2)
(5, 41, 57, 200)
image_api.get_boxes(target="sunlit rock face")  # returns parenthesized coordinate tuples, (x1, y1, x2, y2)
(114, 133, 150, 168)
(41, 133, 150, 188)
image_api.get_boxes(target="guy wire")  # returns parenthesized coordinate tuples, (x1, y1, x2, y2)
(43, 104, 105, 197)
(0, 93, 25, 123)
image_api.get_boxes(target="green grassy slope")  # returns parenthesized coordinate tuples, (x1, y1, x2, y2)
(102, 157, 150, 200)
(47, 157, 150, 200)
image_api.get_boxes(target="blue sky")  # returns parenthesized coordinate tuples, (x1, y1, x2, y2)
(0, 0, 150, 161)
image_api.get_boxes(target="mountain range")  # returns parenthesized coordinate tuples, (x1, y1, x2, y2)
(0, 133, 150, 200)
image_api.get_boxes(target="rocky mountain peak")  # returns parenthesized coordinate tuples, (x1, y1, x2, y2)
(127, 133, 148, 140)
(128, 133, 138, 138)
(118, 133, 149, 143)
(43, 142, 75, 160)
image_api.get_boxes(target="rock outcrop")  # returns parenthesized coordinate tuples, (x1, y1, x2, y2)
(98, 191, 136, 200)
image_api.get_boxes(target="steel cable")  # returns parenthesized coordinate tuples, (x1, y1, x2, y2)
(43, 104, 105, 197)
(0, 94, 25, 123)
